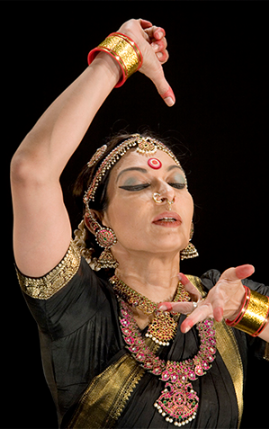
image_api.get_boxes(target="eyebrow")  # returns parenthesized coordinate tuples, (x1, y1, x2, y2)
(167, 165, 185, 173)
(116, 165, 185, 183)
(116, 167, 148, 183)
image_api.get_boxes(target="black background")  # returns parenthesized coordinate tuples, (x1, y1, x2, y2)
(3, 3, 269, 429)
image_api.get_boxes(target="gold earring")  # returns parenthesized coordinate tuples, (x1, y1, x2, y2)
(84, 211, 118, 269)
(180, 223, 199, 260)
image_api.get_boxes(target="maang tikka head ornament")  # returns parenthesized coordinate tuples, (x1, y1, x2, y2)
(79, 134, 197, 269)
(83, 134, 183, 207)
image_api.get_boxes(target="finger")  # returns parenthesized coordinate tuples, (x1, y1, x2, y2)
(156, 49, 169, 64)
(181, 302, 212, 333)
(151, 38, 167, 53)
(144, 25, 165, 41)
(158, 301, 194, 314)
(178, 273, 202, 301)
(153, 27, 166, 40)
(138, 19, 153, 29)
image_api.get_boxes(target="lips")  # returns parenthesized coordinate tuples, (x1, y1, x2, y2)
(152, 211, 182, 227)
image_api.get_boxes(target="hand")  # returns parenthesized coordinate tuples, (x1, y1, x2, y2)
(159, 264, 255, 333)
(118, 19, 175, 107)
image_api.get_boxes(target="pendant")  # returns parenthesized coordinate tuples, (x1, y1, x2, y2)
(145, 310, 178, 346)
(154, 380, 199, 427)
(117, 299, 216, 427)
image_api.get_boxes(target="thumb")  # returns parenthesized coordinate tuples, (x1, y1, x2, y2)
(160, 87, 176, 107)
(150, 68, 175, 107)
(220, 264, 255, 282)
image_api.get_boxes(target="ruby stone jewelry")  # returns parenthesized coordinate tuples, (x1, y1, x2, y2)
(115, 296, 217, 427)
(110, 275, 190, 346)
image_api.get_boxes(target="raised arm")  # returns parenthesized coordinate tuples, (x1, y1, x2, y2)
(10, 18, 174, 277)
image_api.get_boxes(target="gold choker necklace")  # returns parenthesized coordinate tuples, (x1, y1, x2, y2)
(110, 275, 190, 346)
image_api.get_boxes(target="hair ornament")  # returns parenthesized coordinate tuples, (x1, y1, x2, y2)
(136, 137, 157, 155)
(84, 134, 182, 207)
(87, 144, 108, 168)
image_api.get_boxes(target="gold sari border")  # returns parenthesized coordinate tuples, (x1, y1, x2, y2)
(15, 240, 81, 300)
(68, 353, 145, 428)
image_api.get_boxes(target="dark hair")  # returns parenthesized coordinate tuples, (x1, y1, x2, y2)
(73, 131, 182, 268)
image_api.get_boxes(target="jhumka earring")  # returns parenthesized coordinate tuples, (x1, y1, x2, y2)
(180, 223, 199, 260)
(84, 211, 118, 269)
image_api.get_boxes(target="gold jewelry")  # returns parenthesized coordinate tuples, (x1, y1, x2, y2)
(180, 222, 199, 260)
(110, 275, 190, 346)
(152, 192, 175, 211)
(232, 288, 269, 337)
(88, 33, 143, 88)
(84, 134, 183, 206)
(84, 211, 118, 269)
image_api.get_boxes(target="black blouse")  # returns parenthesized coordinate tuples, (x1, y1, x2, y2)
(16, 240, 269, 429)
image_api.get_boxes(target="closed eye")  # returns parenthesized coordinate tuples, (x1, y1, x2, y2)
(119, 184, 150, 191)
(168, 183, 186, 190)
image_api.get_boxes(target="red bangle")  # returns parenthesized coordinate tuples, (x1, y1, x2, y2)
(87, 32, 143, 88)
(226, 287, 269, 337)
(226, 286, 250, 327)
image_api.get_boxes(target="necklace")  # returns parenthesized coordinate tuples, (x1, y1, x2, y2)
(110, 275, 190, 346)
(117, 298, 216, 427)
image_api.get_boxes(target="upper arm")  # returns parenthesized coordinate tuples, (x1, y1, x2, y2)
(11, 153, 72, 277)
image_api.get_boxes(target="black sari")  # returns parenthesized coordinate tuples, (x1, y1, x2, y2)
(16, 240, 269, 428)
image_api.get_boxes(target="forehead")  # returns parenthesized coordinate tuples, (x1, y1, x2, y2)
(111, 149, 182, 176)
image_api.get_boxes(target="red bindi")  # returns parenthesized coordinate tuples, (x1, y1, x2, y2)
(148, 158, 162, 169)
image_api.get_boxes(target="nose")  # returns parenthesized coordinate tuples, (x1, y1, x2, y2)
(152, 182, 176, 211)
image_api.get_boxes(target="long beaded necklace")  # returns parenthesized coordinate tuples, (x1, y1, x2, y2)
(110, 275, 190, 346)
(110, 277, 217, 427)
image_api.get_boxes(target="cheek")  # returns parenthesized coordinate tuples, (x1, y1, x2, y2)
(104, 198, 145, 233)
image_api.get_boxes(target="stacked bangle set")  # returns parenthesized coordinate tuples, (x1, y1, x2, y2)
(226, 286, 269, 337)
(88, 32, 143, 87)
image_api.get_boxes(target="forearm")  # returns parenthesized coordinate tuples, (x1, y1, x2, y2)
(12, 53, 121, 182)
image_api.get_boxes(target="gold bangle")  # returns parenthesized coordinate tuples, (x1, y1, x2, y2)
(235, 289, 269, 337)
(88, 32, 143, 87)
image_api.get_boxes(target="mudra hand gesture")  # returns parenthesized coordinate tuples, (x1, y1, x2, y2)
(117, 18, 175, 106)
(160, 264, 255, 333)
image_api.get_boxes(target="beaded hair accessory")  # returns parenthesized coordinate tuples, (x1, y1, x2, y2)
(83, 134, 183, 211)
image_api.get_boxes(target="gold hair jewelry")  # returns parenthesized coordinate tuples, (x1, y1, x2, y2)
(87, 145, 107, 168)
(110, 275, 190, 346)
(84, 134, 183, 208)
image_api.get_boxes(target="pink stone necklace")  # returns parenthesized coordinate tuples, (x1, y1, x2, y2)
(118, 298, 217, 427)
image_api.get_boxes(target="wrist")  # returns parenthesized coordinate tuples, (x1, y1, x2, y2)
(91, 52, 122, 86)
(88, 32, 143, 88)
(226, 286, 269, 337)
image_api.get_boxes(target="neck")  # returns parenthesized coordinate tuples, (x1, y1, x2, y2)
(114, 250, 180, 303)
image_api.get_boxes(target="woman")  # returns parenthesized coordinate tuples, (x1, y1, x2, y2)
(11, 18, 269, 428)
